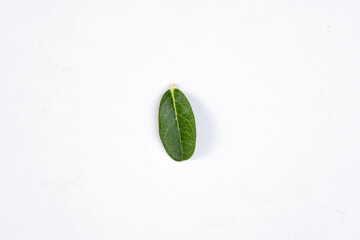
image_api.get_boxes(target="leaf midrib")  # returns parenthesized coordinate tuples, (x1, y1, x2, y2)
(170, 85, 184, 158)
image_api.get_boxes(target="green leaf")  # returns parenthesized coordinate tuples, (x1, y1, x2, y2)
(158, 84, 196, 161)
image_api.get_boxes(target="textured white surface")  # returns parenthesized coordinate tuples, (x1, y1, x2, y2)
(1, 0, 360, 239)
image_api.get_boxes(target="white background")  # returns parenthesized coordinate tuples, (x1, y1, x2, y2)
(1, 0, 360, 239)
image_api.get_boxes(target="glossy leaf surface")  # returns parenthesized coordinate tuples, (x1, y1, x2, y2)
(158, 85, 196, 161)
